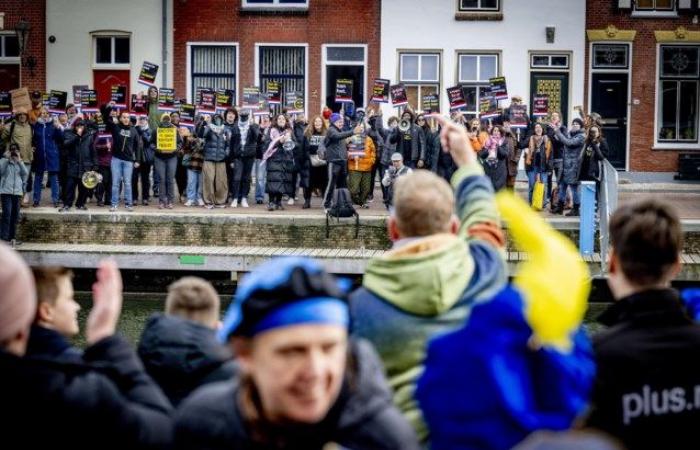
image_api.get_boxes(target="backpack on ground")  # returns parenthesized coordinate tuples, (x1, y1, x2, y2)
(326, 187, 359, 238)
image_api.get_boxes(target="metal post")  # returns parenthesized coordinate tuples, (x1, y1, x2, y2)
(579, 181, 596, 256)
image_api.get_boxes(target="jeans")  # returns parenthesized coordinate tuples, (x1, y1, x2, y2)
(111, 158, 134, 207)
(0, 194, 20, 242)
(186, 169, 203, 202)
(323, 161, 348, 208)
(132, 161, 152, 203)
(231, 157, 255, 201)
(527, 170, 549, 206)
(33, 171, 59, 204)
(154, 156, 177, 205)
(95, 164, 113, 205)
(549, 159, 563, 205)
(255, 159, 267, 202)
(558, 182, 580, 206)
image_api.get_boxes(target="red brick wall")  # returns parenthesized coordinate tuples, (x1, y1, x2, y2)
(173, 0, 380, 115)
(0, 0, 46, 91)
(585, 1, 698, 172)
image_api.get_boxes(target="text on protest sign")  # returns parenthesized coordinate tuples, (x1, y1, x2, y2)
(371, 79, 390, 103)
(390, 84, 408, 108)
(138, 61, 159, 87)
(335, 79, 354, 104)
(489, 76, 509, 101)
(157, 127, 178, 152)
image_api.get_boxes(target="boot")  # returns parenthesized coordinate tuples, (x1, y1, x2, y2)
(565, 205, 580, 217)
(552, 201, 564, 215)
(302, 199, 311, 209)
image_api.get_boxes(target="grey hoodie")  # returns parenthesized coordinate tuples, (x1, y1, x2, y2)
(0, 154, 28, 196)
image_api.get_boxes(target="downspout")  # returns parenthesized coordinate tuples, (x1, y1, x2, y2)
(162, 0, 168, 86)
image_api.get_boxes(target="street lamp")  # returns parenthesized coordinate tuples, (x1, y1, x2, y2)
(14, 18, 36, 77)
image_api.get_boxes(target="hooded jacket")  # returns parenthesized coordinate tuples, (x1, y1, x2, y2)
(325, 124, 354, 163)
(350, 162, 508, 441)
(174, 339, 421, 450)
(199, 118, 231, 162)
(105, 114, 141, 163)
(137, 314, 236, 406)
(554, 127, 585, 185)
(32, 120, 63, 173)
(64, 128, 98, 178)
(0, 153, 28, 196)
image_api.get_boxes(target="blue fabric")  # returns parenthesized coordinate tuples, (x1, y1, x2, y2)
(186, 169, 202, 202)
(32, 122, 63, 173)
(111, 158, 134, 207)
(415, 285, 595, 450)
(558, 181, 580, 206)
(681, 288, 700, 321)
(33, 171, 60, 204)
(252, 297, 349, 336)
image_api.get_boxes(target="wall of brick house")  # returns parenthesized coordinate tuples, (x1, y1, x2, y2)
(585, 1, 699, 172)
(0, 0, 46, 91)
(173, 0, 380, 115)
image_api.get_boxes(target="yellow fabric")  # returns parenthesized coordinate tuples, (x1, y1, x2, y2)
(157, 128, 177, 152)
(532, 181, 545, 211)
(496, 192, 590, 352)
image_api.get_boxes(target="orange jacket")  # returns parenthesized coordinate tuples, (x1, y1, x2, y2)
(469, 131, 489, 152)
(348, 137, 376, 172)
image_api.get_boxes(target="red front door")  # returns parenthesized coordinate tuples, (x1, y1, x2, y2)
(0, 64, 20, 91)
(93, 70, 130, 108)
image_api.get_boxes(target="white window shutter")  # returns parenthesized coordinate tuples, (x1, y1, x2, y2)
(618, 0, 632, 9)
(678, 0, 692, 10)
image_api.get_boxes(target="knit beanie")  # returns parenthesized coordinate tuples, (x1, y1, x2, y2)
(330, 113, 342, 124)
(0, 243, 36, 345)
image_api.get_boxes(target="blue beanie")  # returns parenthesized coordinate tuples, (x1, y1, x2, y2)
(330, 113, 342, 124)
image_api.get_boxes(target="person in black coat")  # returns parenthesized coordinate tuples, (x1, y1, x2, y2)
(229, 109, 262, 208)
(223, 108, 240, 204)
(579, 125, 608, 183)
(0, 249, 173, 450)
(288, 116, 309, 206)
(264, 114, 296, 211)
(61, 119, 97, 211)
(390, 109, 426, 169)
(478, 126, 509, 191)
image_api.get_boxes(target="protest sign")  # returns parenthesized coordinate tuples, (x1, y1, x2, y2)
(242, 87, 261, 110)
(215, 89, 235, 112)
(179, 103, 195, 128)
(10, 87, 31, 113)
(0, 92, 11, 119)
(335, 79, 354, 104)
(197, 88, 216, 114)
(72, 85, 88, 105)
(131, 94, 148, 118)
(157, 127, 177, 153)
(110, 85, 127, 109)
(347, 133, 366, 159)
(390, 84, 408, 108)
(48, 90, 68, 115)
(508, 104, 528, 129)
(371, 79, 390, 103)
(158, 88, 176, 112)
(489, 76, 508, 101)
(446, 85, 467, 111)
(266, 81, 281, 105)
(533, 94, 549, 117)
(479, 93, 500, 119)
(138, 61, 159, 87)
(285, 91, 304, 114)
(80, 89, 98, 113)
(422, 93, 440, 114)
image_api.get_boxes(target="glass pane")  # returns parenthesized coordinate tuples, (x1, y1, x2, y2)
(95, 37, 112, 64)
(327, 47, 364, 62)
(463, 85, 477, 113)
(593, 44, 628, 68)
(636, 0, 655, 8)
(655, 0, 674, 10)
(679, 81, 698, 141)
(460, 55, 477, 81)
(479, 55, 497, 81)
(460, 0, 479, 9)
(659, 81, 678, 141)
(551, 56, 568, 67)
(114, 37, 130, 64)
(532, 55, 549, 67)
(4, 36, 19, 57)
(401, 55, 419, 81)
(405, 85, 419, 111)
(481, 0, 498, 8)
(420, 55, 439, 82)
(193, 46, 236, 75)
(662, 46, 700, 77)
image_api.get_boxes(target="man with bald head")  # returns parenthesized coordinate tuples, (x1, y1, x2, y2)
(0, 244, 173, 449)
(350, 116, 508, 444)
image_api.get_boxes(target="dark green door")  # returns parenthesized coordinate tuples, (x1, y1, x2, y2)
(530, 72, 570, 125)
(591, 73, 628, 169)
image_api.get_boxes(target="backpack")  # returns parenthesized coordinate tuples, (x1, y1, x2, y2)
(326, 187, 359, 238)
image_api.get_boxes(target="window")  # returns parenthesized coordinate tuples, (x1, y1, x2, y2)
(592, 44, 629, 69)
(242, 0, 308, 10)
(399, 52, 440, 111)
(0, 34, 19, 58)
(458, 0, 499, 11)
(94, 36, 130, 65)
(458, 53, 499, 119)
(635, 0, 674, 10)
(259, 46, 305, 114)
(190, 45, 237, 102)
(658, 45, 699, 144)
(530, 54, 570, 69)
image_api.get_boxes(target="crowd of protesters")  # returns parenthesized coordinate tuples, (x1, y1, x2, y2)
(0, 112, 695, 449)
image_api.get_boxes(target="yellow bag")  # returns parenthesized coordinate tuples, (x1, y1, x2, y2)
(531, 180, 545, 211)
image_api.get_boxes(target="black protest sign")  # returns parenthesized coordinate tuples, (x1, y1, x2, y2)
(533, 94, 549, 117)
(158, 88, 176, 112)
(242, 87, 261, 110)
(509, 104, 528, 129)
(215, 89, 235, 112)
(285, 91, 304, 114)
(110, 85, 127, 109)
(371, 79, 390, 103)
(179, 103, 195, 128)
(489, 76, 508, 101)
(446, 85, 467, 111)
(390, 84, 408, 108)
(48, 90, 68, 115)
(197, 88, 216, 114)
(138, 61, 159, 87)
(80, 89, 98, 112)
(72, 85, 88, 105)
(422, 93, 440, 113)
(335, 79, 354, 103)
(479, 93, 500, 119)
(0, 92, 11, 118)
(131, 94, 148, 117)
(266, 81, 281, 105)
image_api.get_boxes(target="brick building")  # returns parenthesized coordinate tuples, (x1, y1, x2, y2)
(586, 0, 700, 174)
(0, 0, 45, 92)
(172, 0, 380, 115)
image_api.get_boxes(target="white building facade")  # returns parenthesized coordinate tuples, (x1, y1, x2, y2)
(380, 0, 586, 125)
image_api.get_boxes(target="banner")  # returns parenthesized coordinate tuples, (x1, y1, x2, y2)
(215, 89, 235, 112)
(266, 81, 281, 105)
(138, 61, 159, 87)
(446, 85, 467, 111)
(47, 90, 68, 115)
(285, 91, 304, 114)
(72, 85, 88, 105)
(533, 94, 549, 117)
(422, 93, 440, 114)
(179, 103, 195, 129)
(157, 127, 178, 152)
(10, 87, 31, 113)
(0, 92, 11, 118)
(131, 94, 148, 118)
(335, 79, 354, 104)
(242, 87, 261, 110)
(80, 89, 98, 113)
(390, 84, 408, 108)
(197, 88, 216, 114)
(158, 88, 176, 112)
(255, 94, 269, 117)
(110, 85, 127, 109)
(489, 76, 508, 101)
(479, 93, 500, 119)
(371, 79, 390, 103)
(508, 104, 528, 129)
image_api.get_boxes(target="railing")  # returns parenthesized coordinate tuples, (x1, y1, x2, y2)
(598, 159, 619, 273)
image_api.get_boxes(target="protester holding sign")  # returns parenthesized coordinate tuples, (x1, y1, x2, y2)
(146, 87, 160, 132)
(478, 125, 510, 191)
(31, 107, 64, 207)
(61, 118, 97, 211)
(348, 135, 376, 208)
(264, 114, 296, 211)
(151, 113, 182, 209)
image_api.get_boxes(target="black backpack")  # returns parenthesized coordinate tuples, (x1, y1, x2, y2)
(326, 188, 359, 238)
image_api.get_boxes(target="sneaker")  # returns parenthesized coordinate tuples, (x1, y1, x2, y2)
(205, 204, 214, 210)
(32, 201, 39, 208)
(184, 200, 194, 207)
(59, 206, 70, 213)
(362, 203, 370, 209)
(142, 200, 149, 206)
(109, 206, 117, 212)
(22, 193, 29, 205)
(77, 206, 88, 211)
(215, 204, 226, 208)
(166, 203, 174, 209)
(287, 198, 295, 206)
(125, 205, 133, 212)
(302, 200, 311, 209)
(158, 203, 166, 209)
(267, 202, 275, 211)
(276, 203, 285, 211)
(230, 199, 239, 208)
(240, 198, 249, 208)
(197, 199, 205, 206)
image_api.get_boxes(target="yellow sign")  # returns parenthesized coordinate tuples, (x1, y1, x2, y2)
(157, 127, 177, 152)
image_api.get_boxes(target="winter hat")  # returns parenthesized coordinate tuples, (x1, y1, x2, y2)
(572, 118, 584, 128)
(391, 152, 403, 162)
(0, 243, 37, 345)
(330, 113, 342, 124)
(218, 257, 350, 341)
(322, 108, 332, 120)
(160, 112, 171, 122)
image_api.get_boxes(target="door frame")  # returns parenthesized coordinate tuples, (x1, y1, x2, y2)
(254, 43, 309, 116)
(321, 44, 368, 114)
(527, 50, 573, 124)
(588, 41, 632, 172)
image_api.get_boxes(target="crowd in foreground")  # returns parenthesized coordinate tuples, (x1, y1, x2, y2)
(1, 114, 694, 450)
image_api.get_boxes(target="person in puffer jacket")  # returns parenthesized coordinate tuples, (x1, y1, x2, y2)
(198, 114, 231, 208)
(32, 107, 63, 207)
(0, 144, 28, 245)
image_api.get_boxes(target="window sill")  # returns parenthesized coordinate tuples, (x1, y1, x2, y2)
(653, 143, 700, 150)
(240, 7, 308, 16)
(92, 63, 131, 70)
(455, 12, 503, 21)
(630, 11, 678, 18)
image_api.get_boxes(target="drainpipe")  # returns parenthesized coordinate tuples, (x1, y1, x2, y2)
(162, 0, 168, 86)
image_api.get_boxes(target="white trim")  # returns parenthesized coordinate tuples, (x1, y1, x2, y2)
(185, 41, 240, 105)
(321, 44, 368, 112)
(399, 53, 440, 83)
(91, 34, 132, 70)
(457, 0, 500, 12)
(457, 52, 499, 83)
(0, 33, 20, 61)
(241, 0, 308, 10)
(588, 41, 632, 171)
(254, 43, 309, 115)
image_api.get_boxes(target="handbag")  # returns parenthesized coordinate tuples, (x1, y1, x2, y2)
(532, 180, 545, 211)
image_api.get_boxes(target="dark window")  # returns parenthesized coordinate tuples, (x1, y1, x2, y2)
(3, 35, 19, 57)
(459, 0, 499, 11)
(593, 44, 629, 69)
(243, 0, 308, 8)
(95, 37, 112, 64)
(661, 46, 699, 78)
(327, 47, 364, 63)
(259, 46, 305, 114)
(658, 45, 699, 143)
(191, 45, 237, 102)
(114, 37, 130, 64)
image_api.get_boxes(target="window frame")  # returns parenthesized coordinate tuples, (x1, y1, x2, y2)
(632, 0, 678, 17)
(398, 50, 442, 112)
(254, 43, 308, 115)
(91, 33, 131, 70)
(654, 43, 700, 149)
(530, 54, 570, 70)
(186, 42, 240, 105)
(457, 0, 500, 12)
(457, 52, 500, 118)
(591, 44, 630, 70)
(0, 33, 20, 61)
(241, 0, 309, 11)
(322, 44, 368, 114)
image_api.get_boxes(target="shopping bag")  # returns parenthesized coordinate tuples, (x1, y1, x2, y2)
(532, 181, 545, 211)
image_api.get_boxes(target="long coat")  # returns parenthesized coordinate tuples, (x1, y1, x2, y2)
(479, 140, 509, 191)
(554, 128, 585, 185)
(265, 140, 296, 196)
(32, 121, 63, 173)
(64, 129, 97, 178)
